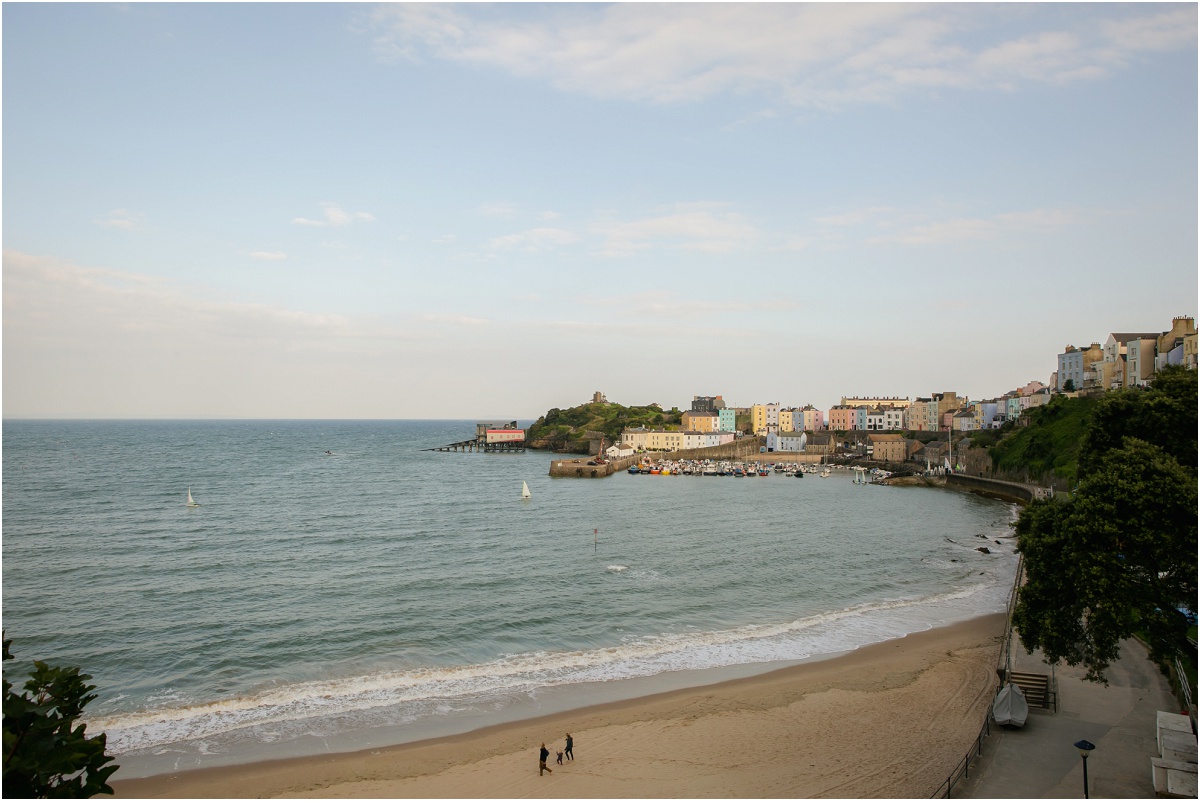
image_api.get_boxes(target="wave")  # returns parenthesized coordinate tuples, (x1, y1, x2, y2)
(91, 576, 1009, 755)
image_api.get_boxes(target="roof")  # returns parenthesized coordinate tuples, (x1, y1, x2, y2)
(868, 433, 905, 442)
(1109, 332, 1161, 342)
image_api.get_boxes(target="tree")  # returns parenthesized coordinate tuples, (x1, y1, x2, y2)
(1078, 365, 1197, 478)
(1062, 379, 1076, 392)
(2, 639, 118, 797)
(1013, 379, 1198, 683)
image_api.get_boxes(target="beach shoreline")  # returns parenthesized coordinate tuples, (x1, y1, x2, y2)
(113, 612, 1006, 798)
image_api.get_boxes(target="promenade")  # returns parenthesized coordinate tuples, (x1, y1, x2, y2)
(956, 635, 1183, 798)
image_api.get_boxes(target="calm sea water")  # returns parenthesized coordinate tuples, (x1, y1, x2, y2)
(2, 420, 1018, 778)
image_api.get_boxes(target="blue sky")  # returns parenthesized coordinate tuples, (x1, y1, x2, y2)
(4, 2, 1196, 418)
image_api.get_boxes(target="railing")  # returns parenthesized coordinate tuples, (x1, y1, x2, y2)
(931, 555, 1025, 798)
(931, 717, 991, 798)
(1175, 655, 1196, 733)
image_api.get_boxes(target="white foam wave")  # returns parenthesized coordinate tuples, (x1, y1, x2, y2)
(606, 564, 628, 573)
(92, 574, 1010, 755)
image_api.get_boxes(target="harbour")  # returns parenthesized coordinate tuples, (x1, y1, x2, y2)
(2, 418, 1020, 780)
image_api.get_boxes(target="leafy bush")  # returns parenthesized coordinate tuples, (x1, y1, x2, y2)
(3, 638, 118, 797)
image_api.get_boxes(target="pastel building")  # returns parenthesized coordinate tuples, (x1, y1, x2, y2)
(718, 408, 737, 432)
(766, 431, 807, 452)
(828, 405, 856, 431)
(799, 406, 825, 431)
(681, 410, 719, 432)
(750, 403, 780, 435)
(778, 408, 795, 433)
(1057, 343, 1104, 392)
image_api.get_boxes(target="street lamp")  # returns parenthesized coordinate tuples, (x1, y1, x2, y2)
(1074, 739, 1096, 798)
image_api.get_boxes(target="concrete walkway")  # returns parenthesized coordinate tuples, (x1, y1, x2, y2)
(956, 636, 1183, 798)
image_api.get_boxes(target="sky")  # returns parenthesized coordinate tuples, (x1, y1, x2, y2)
(3, 2, 1197, 419)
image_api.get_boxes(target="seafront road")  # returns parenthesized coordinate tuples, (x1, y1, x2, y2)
(956, 636, 1181, 798)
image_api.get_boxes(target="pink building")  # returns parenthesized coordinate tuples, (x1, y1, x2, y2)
(828, 405, 857, 431)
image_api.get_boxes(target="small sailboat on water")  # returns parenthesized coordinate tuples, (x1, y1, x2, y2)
(186, 487, 200, 507)
(521, 481, 531, 500)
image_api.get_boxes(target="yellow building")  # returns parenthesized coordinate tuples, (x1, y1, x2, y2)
(750, 404, 766, 435)
(778, 409, 795, 433)
(681, 410, 718, 432)
(645, 430, 685, 451)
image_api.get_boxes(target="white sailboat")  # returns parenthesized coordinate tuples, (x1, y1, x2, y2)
(186, 487, 200, 507)
(521, 481, 531, 500)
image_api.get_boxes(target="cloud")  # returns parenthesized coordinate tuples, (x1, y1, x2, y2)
(487, 227, 578, 252)
(419, 313, 488, 326)
(365, 4, 1196, 109)
(582, 290, 797, 319)
(97, 209, 143, 229)
(866, 207, 1082, 246)
(251, 251, 287, 261)
(594, 202, 757, 256)
(291, 203, 375, 227)
(478, 202, 518, 218)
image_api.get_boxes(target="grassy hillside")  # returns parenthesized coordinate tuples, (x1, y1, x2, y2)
(526, 402, 681, 452)
(989, 394, 1099, 485)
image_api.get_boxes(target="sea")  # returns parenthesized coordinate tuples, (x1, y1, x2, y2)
(1, 419, 1020, 779)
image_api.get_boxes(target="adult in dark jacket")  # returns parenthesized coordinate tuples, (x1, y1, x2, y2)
(539, 743, 553, 775)
(564, 733, 574, 761)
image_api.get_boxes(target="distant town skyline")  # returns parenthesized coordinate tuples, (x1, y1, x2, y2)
(4, 3, 1196, 419)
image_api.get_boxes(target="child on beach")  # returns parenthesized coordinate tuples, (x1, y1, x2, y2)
(556, 750, 563, 765)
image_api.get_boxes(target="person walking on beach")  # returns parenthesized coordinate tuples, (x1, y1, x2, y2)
(539, 743, 552, 775)
(564, 733, 573, 761)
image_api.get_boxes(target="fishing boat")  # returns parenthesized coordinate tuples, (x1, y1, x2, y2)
(628, 465, 640, 474)
(521, 481, 532, 499)
(186, 487, 200, 507)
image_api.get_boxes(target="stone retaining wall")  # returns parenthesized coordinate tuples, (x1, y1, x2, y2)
(946, 473, 1045, 504)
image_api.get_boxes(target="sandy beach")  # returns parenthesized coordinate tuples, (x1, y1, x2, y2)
(112, 613, 1005, 799)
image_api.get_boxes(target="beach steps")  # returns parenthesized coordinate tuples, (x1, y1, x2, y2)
(997, 669, 1056, 711)
(1153, 711, 1198, 797)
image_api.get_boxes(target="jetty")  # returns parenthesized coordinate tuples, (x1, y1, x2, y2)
(428, 421, 526, 453)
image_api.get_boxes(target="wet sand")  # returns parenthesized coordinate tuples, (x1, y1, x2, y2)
(113, 613, 1005, 798)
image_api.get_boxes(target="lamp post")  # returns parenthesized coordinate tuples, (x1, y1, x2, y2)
(1074, 740, 1096, 798)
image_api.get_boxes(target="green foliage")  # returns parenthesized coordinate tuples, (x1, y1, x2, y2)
(990, 395, 1098, 484)
(3, 638, 118, 797)
(1013, 368, 1199, 683)
(1078, 365, 1197, 478)
(526, 401, 673, 452)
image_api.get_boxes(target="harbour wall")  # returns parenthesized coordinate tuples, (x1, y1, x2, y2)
(547, 437, 820, 477)
(946, 473, 1045, 504)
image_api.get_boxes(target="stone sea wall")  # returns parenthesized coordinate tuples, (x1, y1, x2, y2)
(945, 473, 1045, 503)
(546, 437, 823, 477)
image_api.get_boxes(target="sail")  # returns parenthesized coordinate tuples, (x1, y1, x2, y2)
(521, 481, 531, 499)
(186, 487, 199, 507)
